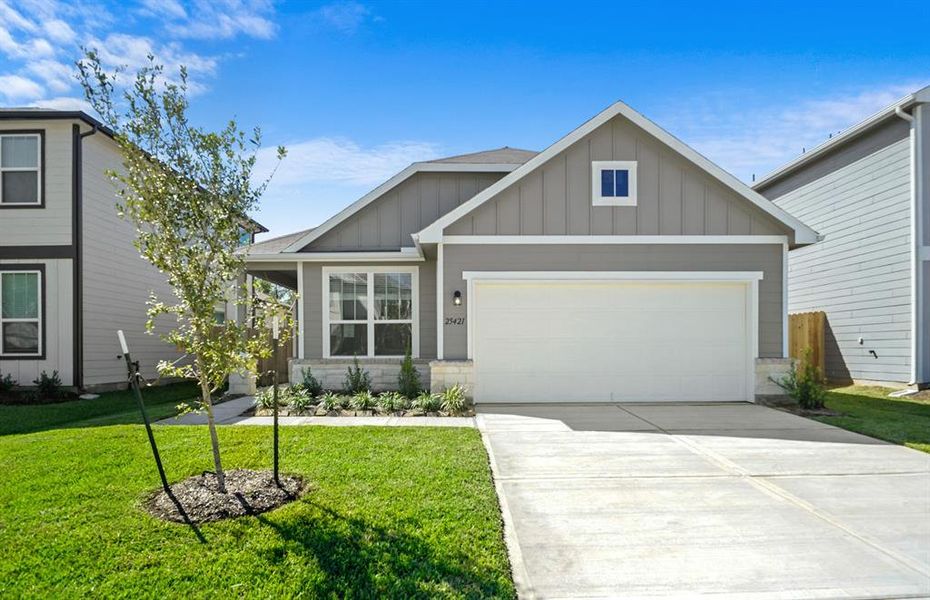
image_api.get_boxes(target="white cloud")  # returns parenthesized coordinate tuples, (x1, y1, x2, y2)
(32, 95, 91, 111)
(256, 137, 442, 187)
(316, 1, 372, 34)
(153, 0, 276, 40)
(0, 0, 277, 111)
(42, 18, 75, 43)
(662, 82, 929, 183)
(0, 74, 45, 102)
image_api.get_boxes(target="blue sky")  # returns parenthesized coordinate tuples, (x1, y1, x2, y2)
(1, 0, 929, 239)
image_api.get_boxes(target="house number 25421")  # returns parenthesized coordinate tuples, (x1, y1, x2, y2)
(444, 317, 465, 326)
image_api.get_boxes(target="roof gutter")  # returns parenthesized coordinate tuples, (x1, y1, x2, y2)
(895, 102, 928, 386)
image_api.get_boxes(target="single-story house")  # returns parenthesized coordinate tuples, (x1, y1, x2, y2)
(244, 101, 818, 403)
(0, 108, 265, 391)
(755, 85, 930, 388)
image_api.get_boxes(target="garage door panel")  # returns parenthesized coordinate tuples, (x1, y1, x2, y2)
(473, 280, 751, 403)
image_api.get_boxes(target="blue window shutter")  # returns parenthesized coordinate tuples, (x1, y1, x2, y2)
(600, 169, 615, 197)
(615, 169, 629, 197)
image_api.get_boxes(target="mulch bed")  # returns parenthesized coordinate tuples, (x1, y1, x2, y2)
(757, 397, 843, 417)
(146, 469, 305, 524)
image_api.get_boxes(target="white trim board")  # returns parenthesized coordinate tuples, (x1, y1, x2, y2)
(444, 235, 788, 245)
(246, 250, 424, 263)
(462, 270, 764, 281)
(321, 265, 420, 359)
(417, 101, 818, 245)
(282, 162, 521, 253)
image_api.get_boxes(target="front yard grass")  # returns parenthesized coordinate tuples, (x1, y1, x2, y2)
(815, 385, 930, 454)
(0, 400, 515, 597)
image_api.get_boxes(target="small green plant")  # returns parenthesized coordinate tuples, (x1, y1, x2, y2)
(377, 391, 409, 412)
(319, 391, 344, 412)
(301, 367, 323, 397)
(350, 390, 376, 412)
(772, 348, 827, 410)
(413, 391, 442, 413)
(397, 347, 421, 399)
(343, 355, 372, 394)
(287, 386, 314, 412)
(255, 386, 282, 409)
(0, 371, 15, 394)
(33, 371, 63, 400)
(440, 384, 468, 414)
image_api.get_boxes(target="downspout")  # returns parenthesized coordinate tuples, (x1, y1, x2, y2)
(894, 105, 923, 386)
(72, 124, 98, 390)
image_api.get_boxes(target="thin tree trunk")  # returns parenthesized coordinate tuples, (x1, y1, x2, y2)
(202, 380, 226, 493)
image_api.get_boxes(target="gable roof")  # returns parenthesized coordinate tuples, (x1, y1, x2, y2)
(426, 147, 537, 164)
(417, 101, 819, 245)
(753, 85, 930, 191)
(282, 148, 536, 252)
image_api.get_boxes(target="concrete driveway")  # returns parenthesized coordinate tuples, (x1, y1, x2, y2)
(476, 403, 930, 600)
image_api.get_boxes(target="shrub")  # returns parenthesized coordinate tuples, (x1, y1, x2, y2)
(343, 355, 372, 394)
(397, 348, 421, 399)
(287, 386, 314, 412)
(350, 390, 376, 411)
(301, 367, 323, 397)
(413, 391, 442, 413)
(319, 391, 345, 412)
(440, 384, 468, 414)
(0, 371, 15, 394)
(772, 348, 827, 410)
(377, 391, 409, 412)
(255, 386, 281, 409)
(33, 371, 63, 400)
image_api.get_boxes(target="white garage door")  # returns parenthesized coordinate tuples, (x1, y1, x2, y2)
(472, 279, 753, 403)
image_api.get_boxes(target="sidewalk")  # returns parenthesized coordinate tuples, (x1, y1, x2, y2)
(155, 396, 475, 428)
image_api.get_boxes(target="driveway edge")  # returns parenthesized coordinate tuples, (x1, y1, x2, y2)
(476, 414, 535, 600)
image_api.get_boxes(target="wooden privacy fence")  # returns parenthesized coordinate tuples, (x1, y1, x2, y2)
(252, 329, 292, 386)
(788, 311, 825, 373)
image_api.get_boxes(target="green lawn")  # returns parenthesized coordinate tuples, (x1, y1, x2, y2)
(816, 385, 930, 453)
(0, 390, 515, 598)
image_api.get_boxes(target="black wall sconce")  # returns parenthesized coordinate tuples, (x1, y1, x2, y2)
(452, 290, 462, 306)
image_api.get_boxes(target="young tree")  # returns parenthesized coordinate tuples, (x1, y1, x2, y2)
(78, 51, 288, 493)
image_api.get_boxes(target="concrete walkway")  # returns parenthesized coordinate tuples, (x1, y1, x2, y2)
(156, 396, 475, 427)
(477, 402, 930, 600)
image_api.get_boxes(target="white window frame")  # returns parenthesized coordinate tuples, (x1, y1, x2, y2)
(0, 269, 43, 357)
(0, 133, 42, 206)
(322, 265, 419, 359)
(592, 160, 637, 207)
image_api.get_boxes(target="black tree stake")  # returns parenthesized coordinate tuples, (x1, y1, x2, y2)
(272, 317, 281, 486)
(118, 330, 171, 495)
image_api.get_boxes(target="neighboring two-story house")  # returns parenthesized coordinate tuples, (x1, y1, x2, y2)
(0, 109, 265, 391)
(756, 86, 930, 388)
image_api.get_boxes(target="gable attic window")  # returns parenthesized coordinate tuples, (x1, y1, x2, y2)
(592, 160, 637, 206)
(0, 133, 42, 206)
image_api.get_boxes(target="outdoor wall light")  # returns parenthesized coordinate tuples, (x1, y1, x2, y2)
(452, 290, 462, 306)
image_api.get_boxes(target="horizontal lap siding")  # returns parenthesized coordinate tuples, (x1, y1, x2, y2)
(300, 260, 436, 359)
(307, 172, 505, 251)
(0, 258, 73, 385)
(0, 120, 72, 246)
(766, 134, 911, 383)
(441, 244, 783, 360)
(445, 114, 789, 238)
(81, 135, 183, 386)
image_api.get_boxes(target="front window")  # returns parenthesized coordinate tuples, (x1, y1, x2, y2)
(592, 160, 637, 206)
(0, 269, 42, 356)
(326, 268, 417, 357)
(0, 134, 41, 205)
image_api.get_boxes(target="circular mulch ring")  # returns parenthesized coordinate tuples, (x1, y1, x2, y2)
(146, 469, 305, 524)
